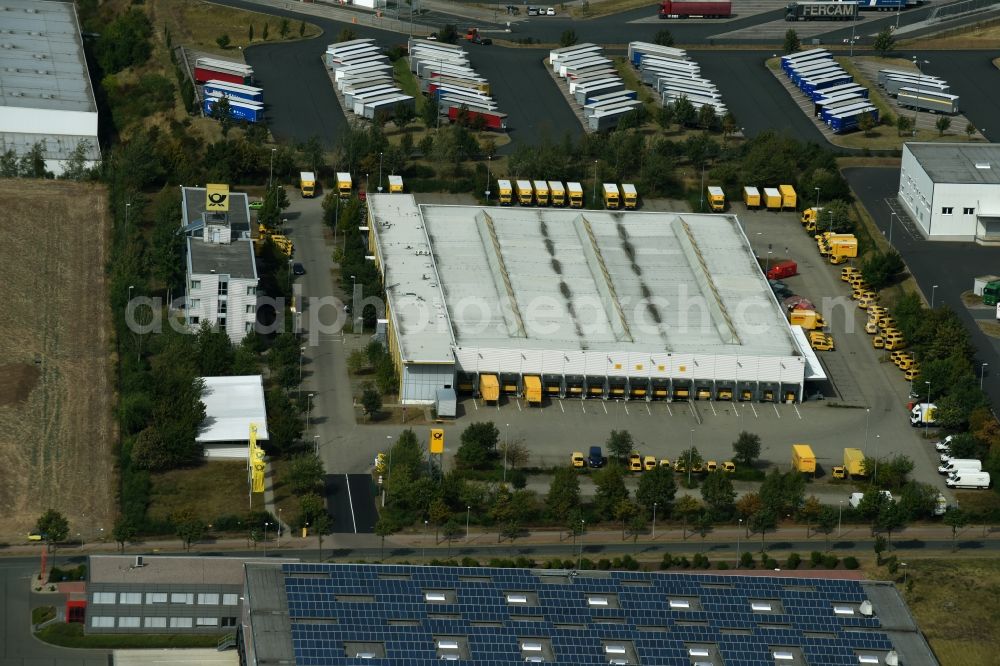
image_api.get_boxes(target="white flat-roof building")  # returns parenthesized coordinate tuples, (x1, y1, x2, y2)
(196, 375, 269, 459)
(898, 142, 1000, 242)
(366, 196, 809, 405)
(0, 0, 101, 175)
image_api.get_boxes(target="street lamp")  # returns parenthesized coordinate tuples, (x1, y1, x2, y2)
(688, 429, 694, 487)
(814, 187, 820, 210)
(128, 284, 134, 303)
(911, 58, 930, 134)
(889, 211, 897, 246)
(466, 505, 471, 541)
(930, 284, 939, 309)
(592, 160, 598, 209)
(982, 363, 989, 390)
(263, 521, 270, 554)
(277, 508, 283, 547)
(378, 152, 384, 193)
(873, 434, 881, 483)
(314, 435, 321, 456)
(503, 423, 509, 484)
(485, 155, 492, 203)
(422, 520, 429, 559)
(299, 346, 306, 396)
(864, 408, 871, 457)
(382, 435, 393, 507)
(268, 148, 276, 191)
(307, 393, 315, 432)
(652, 502, 658, 540)
(577, 519, 585, 570)
(901, 561, 908, 586)
(924, 381, 932, 438)
(838, 500, 844, 537)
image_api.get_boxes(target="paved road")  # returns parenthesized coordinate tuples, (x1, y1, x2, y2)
(844, 167, 1000, 408)
(327, 474, 378, 534)
(0, 559, 108, 666)
(901, 51, 1000, 143)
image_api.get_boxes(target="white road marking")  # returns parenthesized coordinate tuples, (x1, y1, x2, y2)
(709, 401, 718, 417)
(750, 402, 759, 418)
(602, 401, 608, 415)
(623, 402, 630, 416)
(473, 399, 479, 411)
(558, 399, 565, 413)
(772, 403, 781, 419)
(516, 399, 522, 412)
(732, 404, 740, 419)
(345, 474, 358, 534)
(666, 402, 673, 417)
(793, 403, 803, 420)
(646, 403, 652, 415)
(581, 400, 587, 413)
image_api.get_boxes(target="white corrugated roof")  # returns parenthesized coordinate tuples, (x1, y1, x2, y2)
(196, 375, 269, 442)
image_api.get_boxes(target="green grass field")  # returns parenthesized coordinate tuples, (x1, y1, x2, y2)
(148, 461, 261, 525)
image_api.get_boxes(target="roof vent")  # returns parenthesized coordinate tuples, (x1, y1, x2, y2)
(859, 600, 873, 616)
(975, 162, 991, 170)
(885, 651, 899, 666)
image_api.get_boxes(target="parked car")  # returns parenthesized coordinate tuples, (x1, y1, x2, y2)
(935, 435, 954, 452)
(527, 6, 539, 15)
(587, 446, 604, 468)
(292, 262, 305, 275)
(249, 200, 264, 210)
(546, 7, 556, 14)
(471, 35, 493, 45)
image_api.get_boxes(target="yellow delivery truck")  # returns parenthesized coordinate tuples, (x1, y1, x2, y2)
(707, 186, 725, 212)
(763, 187, 782, 210)
(479, 374, 500, 403)
(743, 186, 761, 208)
(548, 181, 566, 207)
(533, 180, 550, 206)
(524, 375, 542, 406)
(567, 181, 584, 208)
(603, 183, 620, 209)
(497, 179, 513, 205)
(516, 180, 533, 206)
(336, 172, 352, 199)
(388, 175, 404, 193)
(621, 183, 638, 209)
(789, 310, 826, 330)
(779, 184, 797, 210)
(300, 171, 316, 198)
(792, 444, 816, 474)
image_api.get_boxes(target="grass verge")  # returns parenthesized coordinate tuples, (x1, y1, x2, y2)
(612, 56, 657, 114)
(148, 461, 262, 525)
(32, 606, 55, 625)
(900, 558, 1000, 665)
(393, 58, 425, 113)
(900, 16, 1000, 49)
(36, 622, 223, 649)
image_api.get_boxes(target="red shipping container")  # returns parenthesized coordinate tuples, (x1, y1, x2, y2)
(194, 67, 248, 86)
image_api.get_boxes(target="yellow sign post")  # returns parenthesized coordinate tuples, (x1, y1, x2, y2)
(206, 183, 230, 212)
(430, 428, 445, 454)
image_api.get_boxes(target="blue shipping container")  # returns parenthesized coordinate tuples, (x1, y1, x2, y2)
(829, 107, 879, 133)
(203, 96, 264, 123)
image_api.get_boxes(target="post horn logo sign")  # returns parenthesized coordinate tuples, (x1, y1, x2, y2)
(206, 183, 230, 212)
(429, 428, 445, 454)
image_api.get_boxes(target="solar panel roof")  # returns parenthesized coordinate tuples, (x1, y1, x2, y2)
(247, 563, 910, 666)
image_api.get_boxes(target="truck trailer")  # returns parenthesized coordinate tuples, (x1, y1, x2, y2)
(897, 87, 960, 114)
(743, 186, 761, 208)
(786, 1, 859, 20)
(203, 96, 263, 123)
(658, 1, 733, 18)
(203, 80, 263, 103)
(792, 444, 816, 474)
(194, 57, 254, 85)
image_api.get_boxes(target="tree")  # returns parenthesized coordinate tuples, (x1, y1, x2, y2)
(112, 519, 137, 553)
(759, 469, 805, 515)
(262, 22, 269, 40)
(861, 249, 905, 290)
(965, 122, 977, 137)
(654, 29, 674, 47)
(314, 512, 332, 562)
(721, 112, 738, 142)
(858, 111, 876, 137)
(736, 492, 763, 523)
(429, 497, 451, 542)
(360, 383, 382, 420)
(375, 517, 396, 560)
(455, 421, 499, 470)
(815, 506, 837, 551)
(636, 465, 677, 515)
(677, 447, 703, 481)
(748, 509, 777, 553)
(874, 501, 907, 547)
(694, 512, 714, 551)
(697, 104, 717, 131)
(798, 495, 823, 535)
(248, 23, 254, 42)
(559, 29, 578, 47)
(672, 96, 697, 128)
(593, 464, 629, 517)
(95, 9, 153, 74)
(195, 322, 234, 375)
(395, 102, 415, 131)
(299, 21, 306, 37)
(18, 141, 46, 178)
(873, 27, 895, 57)
(935, 116, 952, 136)
(656, 105, 675, 132)
(279, 18, 291, 38)
(626, 514, 647, 548)
(216, 34, 231, 49)
(674, 495, 701, 538)
(61, 139, 93, 181)
(209, 95, 234, 136)
(36, 510, 69, 551)
(783, 29, 801, 54)
(499, 439, 530, 470)
(874, 535, 888, 564)
(421, 96, 440, 128)
(896, 115, 912, 137)
(287, 454, 325, 495)
(606, 430, 634, 464)
(266, 387, 303, 456)
(439, 24, 459, 44)
(546, 467, 581, 519)
(337, 27, 355, 42)
(174, 509, 206, 551)
(442, 520, 463, 555)
(732, 431, 761, 468)
(614, 500, 640, 539)
(500, 520, 522, 543)
(942, 507, 967, 551)
(700, 471, 736, 517)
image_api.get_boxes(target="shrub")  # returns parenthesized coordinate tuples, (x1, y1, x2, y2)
(693, 553, 711, 569)
(740, 552, 755, 569)
(786, 553, 801, 570)
(810, 551, 824, 567)
(763, 557, 779, 570)
(677, 556, 691, 569)
(660, 553, 675, 570)
(460, 557, 479, 567)
(822, 554, 840, 569)
(716, 561, 730, 570)
(579, 558, 594, 570)
(843, 556, 860, 570)
(886, 556, 899, 574)
(621, 555, 641, 571)
(597, 558, 612, 570)
(514, 556, 535, 569)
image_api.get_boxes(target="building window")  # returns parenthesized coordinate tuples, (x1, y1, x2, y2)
(223, 594, 239, 606)
(941, 207, 954, 215)
(197, 617, 220, 626)
(197, 593, 220, 605)
(170, 593, 194, 605)
(222, 616, 238, 627)
(190, 299, 201, 309)
(245, 305, 255, 314)
(92, 592, 116, 604)
(90, 616, 115, 628)
(169, 617, 194, 628)
(246, 285, 257, 296)
(218, 282, 228, 295)
(219, 317, 227, 327)
(219, 301, 227, 314)
(191, 280, 201, 290)
(245, 322, 254, 332)
(119, 592, 142, 604)
(146, 593, 168, 604)
(190, 316, 200, 325)
(964, 207, 975, 215)
(118, 617, 140, 628)
(144, 617, 167, 628)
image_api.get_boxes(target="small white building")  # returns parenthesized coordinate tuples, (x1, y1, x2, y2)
(898, 142, 1000, 242)
(182, 187, 258, 343)
(196, 375, 269, 459)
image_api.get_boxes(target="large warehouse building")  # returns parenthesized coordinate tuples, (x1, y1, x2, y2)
(366, 196, 818, 406)
(237, 562, 937, 666)
(898, 142, 1000, 242)
(0, 0, 101, 175)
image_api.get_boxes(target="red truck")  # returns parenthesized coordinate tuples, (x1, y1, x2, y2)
(658, 0, 733, 18)
(767, 259, 798, 280)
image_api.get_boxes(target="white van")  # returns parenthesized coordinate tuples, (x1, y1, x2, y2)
(938, 459, 981, 474)
(946, 471, 990, 489)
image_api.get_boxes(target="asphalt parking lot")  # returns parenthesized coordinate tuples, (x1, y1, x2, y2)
(904, 51, 1000, 143)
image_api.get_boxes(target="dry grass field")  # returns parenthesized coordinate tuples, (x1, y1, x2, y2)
(0, 180, 115, 540)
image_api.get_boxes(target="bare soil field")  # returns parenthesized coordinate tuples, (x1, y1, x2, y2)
(0, 180, 115, 540)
